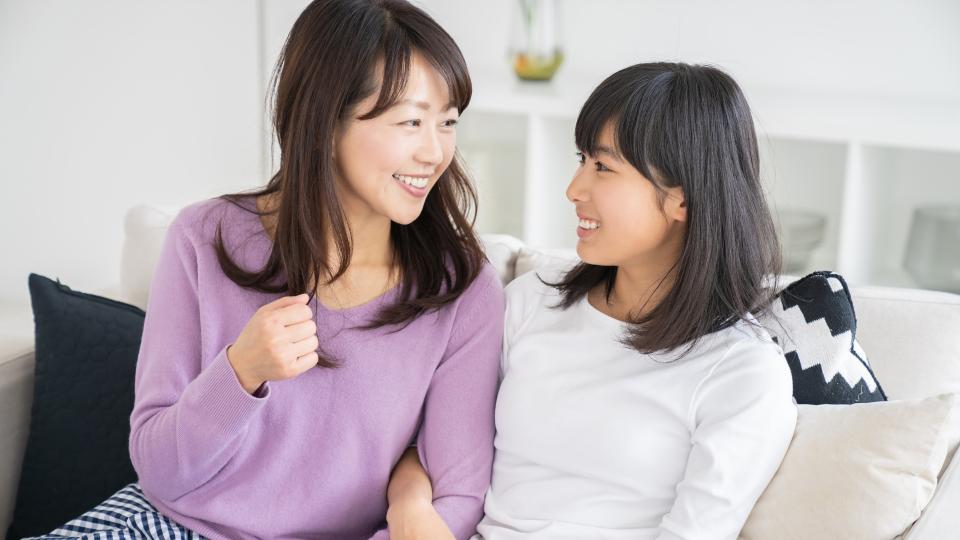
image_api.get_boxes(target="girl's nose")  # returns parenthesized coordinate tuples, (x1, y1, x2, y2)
(566, 169, 589, 203)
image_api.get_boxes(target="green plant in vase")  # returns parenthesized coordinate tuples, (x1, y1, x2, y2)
(512, 0, 564, 81)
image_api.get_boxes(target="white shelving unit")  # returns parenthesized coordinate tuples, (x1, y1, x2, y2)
(459, 69, 960, 291)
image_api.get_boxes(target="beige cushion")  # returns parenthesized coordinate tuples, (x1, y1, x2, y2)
(480, 234, 526, 286)
(740, 394, 960, 540)
(850, 286, 960, 401)
(514, 246, 578, 278)
(121, 204, 183, 310)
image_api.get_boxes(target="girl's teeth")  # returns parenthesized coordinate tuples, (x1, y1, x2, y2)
(578, 219, 600, 230)
(393, 174, 428, 189)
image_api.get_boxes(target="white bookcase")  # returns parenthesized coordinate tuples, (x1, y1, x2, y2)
(458, 70, 960, 290)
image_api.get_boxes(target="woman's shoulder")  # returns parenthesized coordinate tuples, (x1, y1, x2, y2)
(169, 195, 262, 247)
(461, 260, 505, 303)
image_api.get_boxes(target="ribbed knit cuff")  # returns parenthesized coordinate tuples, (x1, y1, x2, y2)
(179, 346, 270, 436)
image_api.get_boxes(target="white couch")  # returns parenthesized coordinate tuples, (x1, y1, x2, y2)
(2, 204, 960, 539)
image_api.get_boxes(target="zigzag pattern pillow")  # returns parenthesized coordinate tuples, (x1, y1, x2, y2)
(762, 271, 887, 405)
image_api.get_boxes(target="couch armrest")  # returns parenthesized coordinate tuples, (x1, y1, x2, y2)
(903, 448, 960, 539)
(0, 348, 35, 538)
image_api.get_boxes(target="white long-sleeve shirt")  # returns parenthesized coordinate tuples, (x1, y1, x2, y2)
(474, 265, 797, 540)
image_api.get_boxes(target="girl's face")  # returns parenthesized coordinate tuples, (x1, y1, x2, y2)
(567, 123, 687, 268)
(334, 53, 459, 226)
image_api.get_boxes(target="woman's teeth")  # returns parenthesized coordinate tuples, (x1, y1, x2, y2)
(578, 219, 600, 230)
(393, 174, 428, 189)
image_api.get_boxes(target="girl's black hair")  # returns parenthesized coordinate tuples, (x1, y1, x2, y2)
(550, 62, 781, 359)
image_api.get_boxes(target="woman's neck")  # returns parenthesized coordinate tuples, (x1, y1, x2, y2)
(255, 191, 397, 306)
(257, 192, 394, 269)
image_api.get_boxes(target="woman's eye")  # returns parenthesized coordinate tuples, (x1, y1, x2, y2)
(595, 161, 611, 172)
(402, 120, 421, 127)
(442, 119, 459, 128)
(575, 151, 585, 165)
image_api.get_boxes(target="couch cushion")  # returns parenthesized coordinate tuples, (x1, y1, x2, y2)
(480, 234, 526, 286)
(121, 204, 183, 310)
(514, 246, 578, 278)
(740, 393, 960, 540)
(851, 285, 960, 401)
(760, 271, 886, 405)
(7, 275, 143, 539)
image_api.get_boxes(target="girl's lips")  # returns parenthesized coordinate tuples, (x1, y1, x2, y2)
(577, 224, 598, 239)
(394, 176, 429, 198)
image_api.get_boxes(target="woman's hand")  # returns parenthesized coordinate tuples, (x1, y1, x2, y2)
(386, 448, 455, 540)
(226, 294, 319, 394)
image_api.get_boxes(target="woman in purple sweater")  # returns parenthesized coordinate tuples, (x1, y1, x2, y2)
(28, 1, 502, 539)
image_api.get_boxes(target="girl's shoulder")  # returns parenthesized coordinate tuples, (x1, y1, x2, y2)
(695, 314, 782, 365)
(692, 315, 792, 397)
(502, 261, 578, 338)
(504, 261, 574, 307)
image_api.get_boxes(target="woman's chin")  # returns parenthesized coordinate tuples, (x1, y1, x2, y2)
(389, 207, 425, 226)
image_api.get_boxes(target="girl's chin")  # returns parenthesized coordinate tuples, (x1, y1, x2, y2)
(576, 243, 618, 267)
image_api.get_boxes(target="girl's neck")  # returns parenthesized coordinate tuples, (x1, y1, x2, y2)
(588, 237, 683, 323)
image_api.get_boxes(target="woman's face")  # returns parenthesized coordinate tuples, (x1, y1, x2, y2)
(566, 123, 687, 268)
(334, 53, 459, 226)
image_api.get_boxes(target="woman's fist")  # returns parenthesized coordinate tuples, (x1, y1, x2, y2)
(226, 294, 318, 394)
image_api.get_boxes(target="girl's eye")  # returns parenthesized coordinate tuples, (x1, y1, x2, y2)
(575, 151, 585, 165)
(595, 161, 611, 172)
(402, 120, 421, 127)
(442, 119, 459, 128)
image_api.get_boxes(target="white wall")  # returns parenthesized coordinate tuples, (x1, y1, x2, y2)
(422, 0, 960, 102)
(0, 0, 266, 306)
(1, 0, 958, 306)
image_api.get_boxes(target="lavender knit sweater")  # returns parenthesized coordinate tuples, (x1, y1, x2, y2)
(128, 197, 504, 540)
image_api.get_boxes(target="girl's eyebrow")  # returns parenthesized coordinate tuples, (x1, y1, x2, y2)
(398, 99, 458, 112)
(594, 145, 623, 161)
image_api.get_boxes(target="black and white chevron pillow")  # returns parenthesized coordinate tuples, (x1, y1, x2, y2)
(761, 271, 887, 405)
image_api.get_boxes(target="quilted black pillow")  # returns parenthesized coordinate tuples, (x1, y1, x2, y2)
(7, 274, 144, 539)
(761, 271, 887, 405)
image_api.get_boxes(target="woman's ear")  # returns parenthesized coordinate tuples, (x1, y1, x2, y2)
(665, 186, 687, 223)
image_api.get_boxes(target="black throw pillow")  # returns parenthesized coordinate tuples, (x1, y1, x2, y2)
(761, 271, 887, 405)
(7, 274, 144, 539)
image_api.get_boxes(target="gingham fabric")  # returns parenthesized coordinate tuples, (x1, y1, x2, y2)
(23, 484, 204, 540)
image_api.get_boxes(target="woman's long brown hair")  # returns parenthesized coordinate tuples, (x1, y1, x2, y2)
(212, 0, 485, 366)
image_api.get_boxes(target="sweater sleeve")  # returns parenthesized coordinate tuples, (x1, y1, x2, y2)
(656, 339, 797, 540)
(416, 264, 505, 540)
(128, 210, 270, 502)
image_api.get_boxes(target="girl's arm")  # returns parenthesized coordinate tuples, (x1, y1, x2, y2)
(656, 341, 797, 540)
(383, 447, 455, 540)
